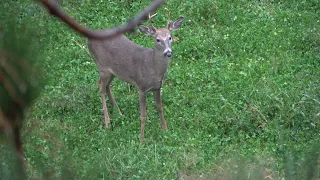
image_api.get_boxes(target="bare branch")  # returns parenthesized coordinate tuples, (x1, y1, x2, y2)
(0, 107, 9, 135)
(37, 0, 165, 39)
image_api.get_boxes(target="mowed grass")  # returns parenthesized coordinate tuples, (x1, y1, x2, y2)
(1, 0, 319, 179)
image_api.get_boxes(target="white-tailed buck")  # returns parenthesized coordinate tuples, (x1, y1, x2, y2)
(88, 11, 183, 142)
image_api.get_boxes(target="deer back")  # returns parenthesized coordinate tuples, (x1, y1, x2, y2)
(88, 35, 164, 91)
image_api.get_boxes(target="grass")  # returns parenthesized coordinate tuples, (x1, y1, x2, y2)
(1, 0, 319, 179)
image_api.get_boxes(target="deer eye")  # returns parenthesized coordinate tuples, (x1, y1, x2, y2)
(169, 37, 172, 41)
(156, 38, 160, 43)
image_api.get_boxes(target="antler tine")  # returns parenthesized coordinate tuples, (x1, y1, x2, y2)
(148, 13, 157, 28)
(164, 8, 170, 28)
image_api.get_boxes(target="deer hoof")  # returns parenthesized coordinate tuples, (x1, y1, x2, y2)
(162, 125, 168, 130)
(104, 120, 111, 128)
(118, 109, 123, 116)
(139, 137, 144, 143)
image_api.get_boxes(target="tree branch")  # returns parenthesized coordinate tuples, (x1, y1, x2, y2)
(37, 0, 165, 39)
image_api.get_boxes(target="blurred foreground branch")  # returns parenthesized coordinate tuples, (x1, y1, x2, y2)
(37, 0, 164, 39)
(0, 22, 42, 178)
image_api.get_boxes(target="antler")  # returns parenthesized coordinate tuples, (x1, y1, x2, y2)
(148, 13, 157, 28)
(164, 8, 171, 28)
(37, 0, 164, 39)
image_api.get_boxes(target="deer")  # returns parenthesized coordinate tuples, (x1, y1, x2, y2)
(87, 10, 183, 142)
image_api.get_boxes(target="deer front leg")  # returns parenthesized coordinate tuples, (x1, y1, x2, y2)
(153, 90, 168, 130)
(98, 79, 111, 128)
(139, 90, 147, 142)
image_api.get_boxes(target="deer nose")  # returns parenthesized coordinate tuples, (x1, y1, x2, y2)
(165, 51, 172, 57)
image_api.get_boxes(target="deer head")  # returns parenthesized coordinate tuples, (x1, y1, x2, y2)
(138, 10, 183, 58)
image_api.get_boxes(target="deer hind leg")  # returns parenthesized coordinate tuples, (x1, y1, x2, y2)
(105, 75, 123, 116)
(152, 90, 168, 130)
(98, 72, 113, 128)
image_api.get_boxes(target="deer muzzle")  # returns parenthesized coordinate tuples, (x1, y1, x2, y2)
(164, 48, 172, 57)
(165, 51, 172, 57)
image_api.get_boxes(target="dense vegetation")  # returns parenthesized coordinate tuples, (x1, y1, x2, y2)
(1, 0, 319, 179)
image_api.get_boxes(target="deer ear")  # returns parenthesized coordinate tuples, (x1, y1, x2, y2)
(138, 25, 156, 36)
(168, 17, 184, 31)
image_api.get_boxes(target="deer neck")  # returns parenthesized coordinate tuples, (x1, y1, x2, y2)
(152, 49, 170, 76)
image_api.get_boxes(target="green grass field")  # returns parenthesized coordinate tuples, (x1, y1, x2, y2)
(1, 0, 319, 179)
